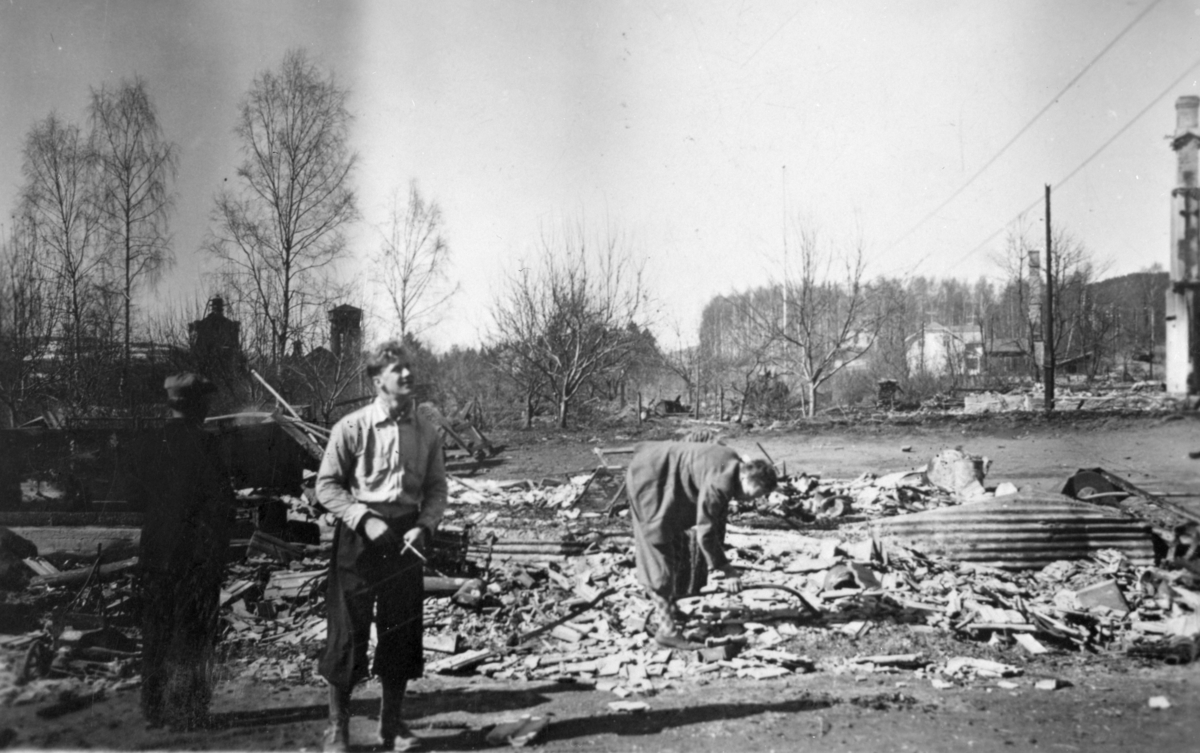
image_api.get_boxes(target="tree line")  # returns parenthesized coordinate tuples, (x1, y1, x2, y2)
(0, 48, 1167, 430)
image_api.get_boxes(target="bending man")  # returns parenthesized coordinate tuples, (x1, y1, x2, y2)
(626, 441, 778, 648)
(316, 341, 447, 752)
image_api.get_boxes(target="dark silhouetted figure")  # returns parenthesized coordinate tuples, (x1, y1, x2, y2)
(132, 373, 233, 730)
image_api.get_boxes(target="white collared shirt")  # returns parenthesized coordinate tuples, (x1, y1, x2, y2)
(315, 397, 448, 532)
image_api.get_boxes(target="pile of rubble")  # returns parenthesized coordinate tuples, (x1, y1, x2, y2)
(3, 448, 1198, 713)
(962, 384, 1180, 415)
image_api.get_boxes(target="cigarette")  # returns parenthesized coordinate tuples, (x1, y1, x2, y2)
(402, 540, 427, 562)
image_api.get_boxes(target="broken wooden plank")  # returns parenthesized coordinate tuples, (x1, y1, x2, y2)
(249, 530, 305, 563)
(21, 557, 60, 577)
(30, 557, 139, 588)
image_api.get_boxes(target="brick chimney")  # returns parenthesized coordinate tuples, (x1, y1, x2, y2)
(1166, 96, 1200, 394)
(328, 304, 363, 361)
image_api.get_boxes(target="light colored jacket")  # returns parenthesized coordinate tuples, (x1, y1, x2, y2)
(315, 398, 448, 533)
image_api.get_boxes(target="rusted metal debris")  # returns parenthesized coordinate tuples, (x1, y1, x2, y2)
(872, 493, 1157, 570)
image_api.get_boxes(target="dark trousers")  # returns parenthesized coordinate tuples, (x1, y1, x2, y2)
(319, 511, 425, 688)
(140, 565, 222, 728)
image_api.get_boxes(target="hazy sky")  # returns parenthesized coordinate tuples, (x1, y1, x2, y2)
(2, 0, 1198, 350)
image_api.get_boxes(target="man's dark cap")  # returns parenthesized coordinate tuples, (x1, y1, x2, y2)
(164, 372, 216, 404)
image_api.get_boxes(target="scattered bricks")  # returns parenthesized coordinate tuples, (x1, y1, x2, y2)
(574, 580, 603, 602)
(1034, 678, 1067, 690)
(846, 561, 882, 589)
(263, 569, 323, 600)
(648, 649, 671, 664)
(744, 649, 817, 672)
(944, 657, 1021, 678)
(597, 655, 625, 677)
(423, 633, 460, 654)
(818, 539, 842, 560)
(1013, 633, 1049, 655)
(784, 557, 839, 574)
(550, 625, 583, 643)
(842, 540, 874, 561)
(475, 661, 509, 676)
(608, 701, 649, 713)
(545, 568, 573, 590)
(486, 715, 550, 747)
(1075, 580, 1130, 616)
(625, 663, 647, 684)
(559, 659, 600, 674)
(427, 649, 494, 674)
(839, 621, 870, 638)
(451, 579, 485, 607)
(513, 571, 537, 589)
(850, 653, 925, 669)
(740, 666, 790, 680)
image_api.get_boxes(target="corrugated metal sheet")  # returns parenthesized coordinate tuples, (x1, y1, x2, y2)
(871, 492, 1157, 570)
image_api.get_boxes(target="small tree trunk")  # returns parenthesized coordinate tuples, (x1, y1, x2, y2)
(523, 389, 535, 429)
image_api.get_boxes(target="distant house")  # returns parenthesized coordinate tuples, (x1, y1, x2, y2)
(906, 323, 984, 377)
(983, 338, 1029, 375)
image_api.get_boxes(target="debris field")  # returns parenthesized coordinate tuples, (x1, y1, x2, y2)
(4, 445, 1198, 732)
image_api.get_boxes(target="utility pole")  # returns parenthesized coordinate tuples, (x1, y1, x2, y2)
(1044, 184, 1055, 411)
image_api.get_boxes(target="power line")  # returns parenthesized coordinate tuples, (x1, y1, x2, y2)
(884, 0, 1165, 257)
(935, 51, 1200, 278)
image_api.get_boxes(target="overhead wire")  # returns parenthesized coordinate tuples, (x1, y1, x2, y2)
(934, 51, 1200, 279)
(883, 0, 1165, 267)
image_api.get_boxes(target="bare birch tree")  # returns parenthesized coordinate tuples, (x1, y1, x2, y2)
(19, 113, 104, 376)
(89, 76, 178, 387)
(207, 48, 358, 372)
(374, 180, 458, 339)
(0, 216, 60, 427)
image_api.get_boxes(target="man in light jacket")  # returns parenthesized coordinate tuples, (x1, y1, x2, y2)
(315, 340, 447, 753)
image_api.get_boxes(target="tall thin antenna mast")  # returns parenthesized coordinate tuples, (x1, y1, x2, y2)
(782, 165, 788, 333)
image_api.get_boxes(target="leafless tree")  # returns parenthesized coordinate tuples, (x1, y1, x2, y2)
(657, 320, 701, 415)
(19, 113, 105, 377)
(0, 216, 60, 427)
(740, 223, 886, 417)
(207, 48, 358, 371)
(1047, 229, 1110, 363)
(374, 180, 458, 339)
(89, 76, 178, 387)
(992, 222, 1110, 379)
(488, 219, 649, 428)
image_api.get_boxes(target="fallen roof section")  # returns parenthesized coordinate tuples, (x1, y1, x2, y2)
(872, 492, 1157, 570)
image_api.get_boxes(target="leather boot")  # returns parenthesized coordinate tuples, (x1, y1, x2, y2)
(322, 684, 351, 753)
(379, 680, 421, 751)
